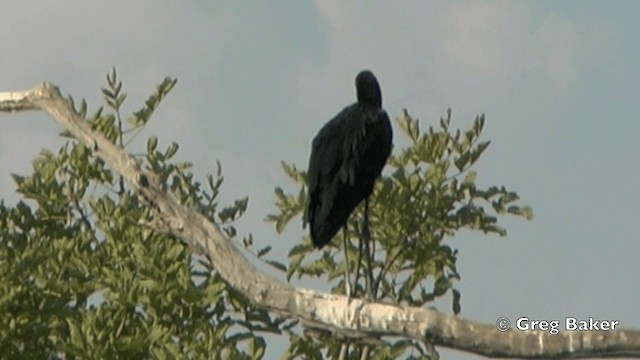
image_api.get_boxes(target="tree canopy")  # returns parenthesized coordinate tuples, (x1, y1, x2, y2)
(2, 71, 637, 360)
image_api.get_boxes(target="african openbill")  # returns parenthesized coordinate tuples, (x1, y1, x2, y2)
(303, 70, 393, 299)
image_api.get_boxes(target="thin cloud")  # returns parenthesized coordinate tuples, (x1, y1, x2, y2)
(296, 0, 580, 119)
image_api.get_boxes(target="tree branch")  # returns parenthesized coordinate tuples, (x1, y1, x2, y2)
(2, 83, 639, 358)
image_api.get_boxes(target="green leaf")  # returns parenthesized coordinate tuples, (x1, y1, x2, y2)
(452, 288, 462, 314)
(463, 171, 477, 185)
(454, 152, 470, 172)
(257, 246, 272, 258)
(164, 142, 179, 160)
(147, 136, 158, 154)
(266, 260, 287, 273)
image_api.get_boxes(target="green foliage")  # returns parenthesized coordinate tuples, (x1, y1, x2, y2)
(1, 67, 534, 359)
(267, 108, 532, 358)
(0, 70, 274, 359)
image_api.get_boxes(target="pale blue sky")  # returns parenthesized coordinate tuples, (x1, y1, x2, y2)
(1, 1, 638, 358)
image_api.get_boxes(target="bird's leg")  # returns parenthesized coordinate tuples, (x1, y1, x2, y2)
(342, 227, 352, 299)
(354, 231, 363, 298)
(371, 228, 377, 295)
(363, 197, 374, 300)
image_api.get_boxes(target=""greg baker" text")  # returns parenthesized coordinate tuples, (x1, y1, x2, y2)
(516, 317, 619, 335)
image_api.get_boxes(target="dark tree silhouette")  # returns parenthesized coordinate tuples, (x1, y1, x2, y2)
(303, 70, 393, 298)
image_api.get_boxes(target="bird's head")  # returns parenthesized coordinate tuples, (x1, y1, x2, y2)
(355, 70, 382, 108)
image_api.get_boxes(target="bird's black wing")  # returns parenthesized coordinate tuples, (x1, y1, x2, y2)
(303, 104, 356, 229)
(304, 104, 392, 248)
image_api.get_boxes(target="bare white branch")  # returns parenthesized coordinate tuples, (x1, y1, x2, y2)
(2, 83, 639, 358)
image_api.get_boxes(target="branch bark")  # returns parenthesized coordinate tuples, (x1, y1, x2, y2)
(2, 83, 639, 358)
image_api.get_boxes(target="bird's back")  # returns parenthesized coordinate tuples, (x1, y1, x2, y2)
(304, 103, 392, 249)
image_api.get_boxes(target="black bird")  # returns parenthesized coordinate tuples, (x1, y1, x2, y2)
(303, 70, 393, 298)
